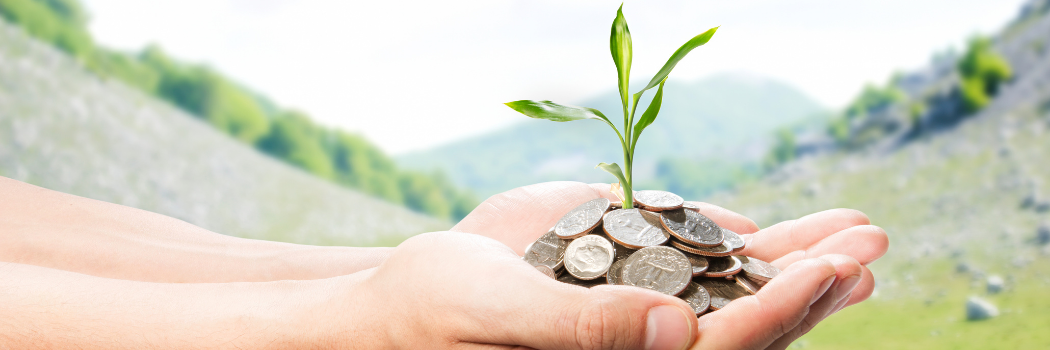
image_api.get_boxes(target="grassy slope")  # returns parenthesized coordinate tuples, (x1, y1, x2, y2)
(0, 19, 449, 247)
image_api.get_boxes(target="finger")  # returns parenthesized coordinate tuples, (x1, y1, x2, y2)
(739, 208, 871, 260)
(684, 201, 760, 234)
(768, 225, 889, 268)
(845, 266, 876, 307)
(765, 255, 863, 350)
(692, 258, 837, 350)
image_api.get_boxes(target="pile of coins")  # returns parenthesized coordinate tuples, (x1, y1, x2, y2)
(523, 190, 781, 316)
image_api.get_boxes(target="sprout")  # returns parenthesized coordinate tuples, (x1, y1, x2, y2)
(505, 4, 718, 209)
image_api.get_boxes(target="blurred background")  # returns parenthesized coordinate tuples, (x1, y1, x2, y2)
(1, 0, 1048, 348)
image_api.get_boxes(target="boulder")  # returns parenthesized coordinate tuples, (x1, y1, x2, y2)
(986, 275, 1004, 294)
(1038, 222, 1050, 245)
(966, 296, 999, 321)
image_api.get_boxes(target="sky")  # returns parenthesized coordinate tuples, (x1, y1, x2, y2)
(80, 0, 1028, 154)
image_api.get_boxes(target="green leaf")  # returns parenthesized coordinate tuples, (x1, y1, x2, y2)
(595, 162, 629, 189)
(610, 4, 632, 119)
(639, 26, 718, 93)
(631, 79, 666, 150)
(504, 100, 612, 124)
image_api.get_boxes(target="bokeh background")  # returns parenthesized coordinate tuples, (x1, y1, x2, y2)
(1, 0, 1049, 348)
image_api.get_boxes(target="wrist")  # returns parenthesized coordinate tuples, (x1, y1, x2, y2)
(268, 246, 394, 281)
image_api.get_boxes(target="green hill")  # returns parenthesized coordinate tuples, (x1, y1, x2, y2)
(399, 73, 827, 199)
(0, 18, 448, 247)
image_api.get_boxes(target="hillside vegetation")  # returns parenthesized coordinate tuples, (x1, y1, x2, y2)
(0, 0, 477, 220)
(0, 18, 449, 246)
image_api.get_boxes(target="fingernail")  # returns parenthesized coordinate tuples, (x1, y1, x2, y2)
(644, 305, 692, 350)
(811, 275, 836, 304)
(834, 275, 861, 300)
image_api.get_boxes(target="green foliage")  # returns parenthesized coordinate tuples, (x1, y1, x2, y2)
(256, 111, 334, 179)
(0, 0, 93, 59)
(827, 116, 851, 145)
(957, 37, 1012, 112)
(202, 77, 271, 143)
(845, 84, 906, 120)
(766, 128, 797, 167)
(649, 157, 758, 200)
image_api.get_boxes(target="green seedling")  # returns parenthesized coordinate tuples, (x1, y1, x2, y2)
(505, 5, 718, 209)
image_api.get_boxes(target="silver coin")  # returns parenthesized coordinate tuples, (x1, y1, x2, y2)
(671, 240, 734, 257)
(613, 242, 637, 261)
(564, 235, 615, 280)
(681, 201, 701, 211)
(558, 272, 606, 288)
(606, 259, 627, 285)
(633, 190, 684, 211)
(740, 256, 781, 283)
(660, 208, 724, 248)
(704, 256, 743, 277)
(535, 265, 557, 279)
(681, 251, 710, 276)
(722, 228, 746, 252)
(555, 198, 611, 239)
(697, 278, 751, 310)
(678, 282, 711, 316)
(603, 209, 672, 249)
(523, 230, 568, 270)
(734, 274, 760, 294)
(621, 246, 692, 296)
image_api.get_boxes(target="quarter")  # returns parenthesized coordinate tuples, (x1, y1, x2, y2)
(678, 282, 711, 316)
(681, 251, 710, 276)
(721, 228, 746, 252)
(740, 256, 780, 283)
(621, 246, 692, 296)
(535, 265, 557, 279)
(523, 230, 568, 270)
(602, 209, 671, 249)
(634, 190, 684, 211)
(671, 240, 733, 257)
(555, 198, 611, 239)
(606, 259, 627, 285)
(660, 208, 724, 247)
(704, 256, 743, 277)
(697, 278, 751, 310)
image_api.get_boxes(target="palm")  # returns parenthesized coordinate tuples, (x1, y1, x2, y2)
(454, 181, 888, 349)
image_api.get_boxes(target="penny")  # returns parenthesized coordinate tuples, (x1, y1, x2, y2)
(704, 256, 743, 277)
(697, 278, 751, 310)
(606, 259, 627, 285)
(535, 265, 557, 279)
(563, 235, 615, 280)
(558, 272, 606, 288)
(602, 209, 671, 249)
(555, 198, 611, 239)
(740, 256, 781, 283)
(671, 240, 734, 257)
(734, 275, 760, 295)
(681, 251, 710, 276)
(660, 208, 724, 247)
(722, 228, 746, 252)
(523, 230, 568, 270)
(678, 282, 711, 316)
(634, 190, 684, 211)
(621, 246, 692, 296)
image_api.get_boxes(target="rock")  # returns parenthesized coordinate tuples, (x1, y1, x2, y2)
(1038, 222, 1050, 245)
(956, 262, 971, 273)
(966, 296, 999, 321)
(1036, 200, 1050, 213)
(987, 275, 1005, 294)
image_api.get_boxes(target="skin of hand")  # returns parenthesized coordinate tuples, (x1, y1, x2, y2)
(454, 181, 889, 350)
(0, 176, 391, 283)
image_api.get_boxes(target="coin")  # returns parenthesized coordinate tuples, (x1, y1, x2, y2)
(523, 230, 568, 270)
(741, 274, 768, 288)
(678, 282, 711, 316)
(555, 198, 611, 239)
(606, 259, 627, 285)
(621, 246, 692, 296)
(734, 275, 760, 294)
(660, 208, 724, 248)
(558, 272, 606, 288)
(722, 228, 746, 252)
(535, 265, 557, 279)
(704, 256, 743, 277)
(634, 190, 684, 211)
(681, 201, 701, 211)
(613, 242, 636, 261)
(697, 278, 751, 310)
(740, 256, 781, 283)
(681, 251, 710, 276)
(602, 209, 671, 249)
(563, 235, 615, 280)
(671, 240, 734, 257)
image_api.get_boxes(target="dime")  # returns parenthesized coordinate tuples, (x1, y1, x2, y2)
(535, 265, 557, 279)
(634, 190, 684, 211)
(681, 201, 701, 211)
(671, 240, 734, 257)
(621, 246, 692, 296)
(722, 228, 746, 252)
(704, 256, 743, 277)
(555, 198, 611, 239)
(697, 278, 751, 310)
(740, 256, 781, 283)
(660, 208, 724, 248)
(558, 272, 606, 288)
(678, 282, 711, 316)
(523, 230, 568, 270)
(606, 259, 627, 285)
(563, 235, 615, 280)
(734, 275, 760, 295)
(602, 209, 671, 249)
(681, 251, 710, 276)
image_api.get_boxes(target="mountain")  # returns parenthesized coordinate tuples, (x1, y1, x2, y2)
(0, 19, 448, 247)
(399, 73, 826, 198)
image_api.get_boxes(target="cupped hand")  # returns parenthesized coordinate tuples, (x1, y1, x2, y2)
(454, 182, 889, 349)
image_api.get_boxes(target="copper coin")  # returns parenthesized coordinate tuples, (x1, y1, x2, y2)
(535, 265, 557, 279)
(678, 282, 711, 316)
(704, 256, 743, 277)
(697, 278, 751, 310)
(734, 275, 760, 294)
(621, 246, 692, 296)
(634, 190, 684, 211)
(681, 251, 710, 276)
(563, 235, 615, 280)
(555, 198, 611, 239)
(558, 272, 606, 288)
(660, 208, 724, 248)
(523, 230, 568, 270)
(740, 256, 781, 283)
(671, 240, 734, 257)
(606, 259, 627, 285)
(602, 209, 671, 249)
(722, 228, 746, 252)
